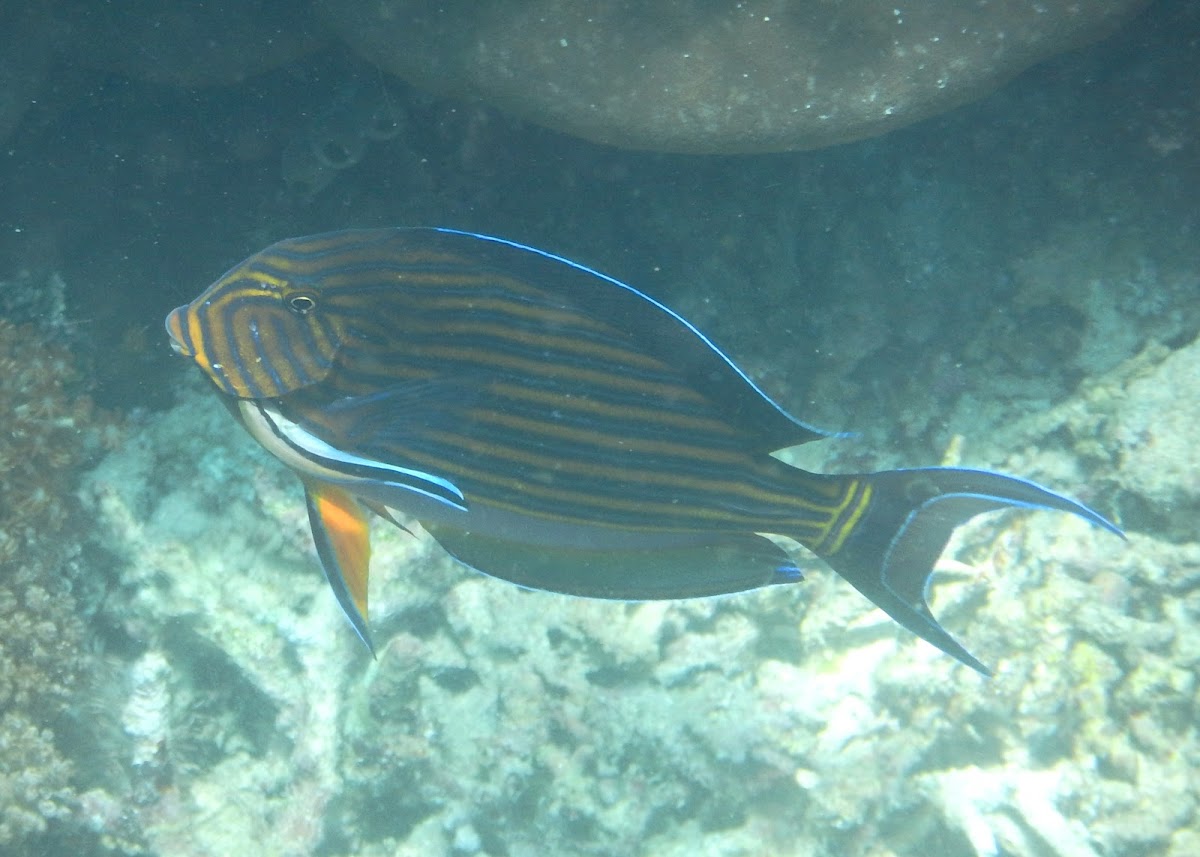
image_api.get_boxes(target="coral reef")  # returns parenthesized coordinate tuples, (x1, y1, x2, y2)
(80, 386, 395, 854)
(0, 712, 75, 845)
(75, 318, 1200, 855)
(0, 318, 95, 558)
(0, 316, 108, 852)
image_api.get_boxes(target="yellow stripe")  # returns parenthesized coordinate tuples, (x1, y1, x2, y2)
(396, 342, 710, 404)
(456, 476, 830, 537)
(413, 426, 842, 528)
(239, 269, 291, 289)
(419, 319, 666, 371)
(224, 305, 272, 397)
(468, 491, 752, 533)
(818, 481, 873, 555)
(312, 267, 533, 297)
(269, 234, 374, 259)
(490, 381, 738, 437)
(398, 292, 614, 334)
(184, 308, 212, 385)
(802, 479, 857, 550)
(467, 408, 743, 464)
(188, 282, 275, 397)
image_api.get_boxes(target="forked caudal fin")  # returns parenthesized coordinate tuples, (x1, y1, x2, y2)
(814, 467, 1124, 676)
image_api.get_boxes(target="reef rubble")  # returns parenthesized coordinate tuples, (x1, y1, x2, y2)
(63, 323, 1200, 855)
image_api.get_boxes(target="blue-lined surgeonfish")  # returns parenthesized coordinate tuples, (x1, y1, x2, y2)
(165, 228, 1123, 675)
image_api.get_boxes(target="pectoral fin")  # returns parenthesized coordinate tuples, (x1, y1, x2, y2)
(304, 480, 375, 655)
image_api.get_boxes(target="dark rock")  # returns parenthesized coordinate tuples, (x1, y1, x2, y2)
(322, 0, 1149, 153)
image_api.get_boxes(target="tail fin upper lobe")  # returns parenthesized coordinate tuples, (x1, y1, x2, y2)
(812, 467, 1123, 675)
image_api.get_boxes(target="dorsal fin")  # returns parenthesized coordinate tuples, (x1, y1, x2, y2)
(430, 228, 837, 451)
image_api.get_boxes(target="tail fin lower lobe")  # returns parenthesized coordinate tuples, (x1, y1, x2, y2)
(811, 467, 1123, 675)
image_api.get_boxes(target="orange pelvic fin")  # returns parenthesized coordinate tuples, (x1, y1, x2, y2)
(304, 480, 375, 655)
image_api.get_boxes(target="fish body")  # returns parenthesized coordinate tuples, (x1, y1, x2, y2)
(166, 228, 1122, 673)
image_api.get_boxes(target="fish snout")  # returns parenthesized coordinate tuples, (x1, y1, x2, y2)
(165, 305, 193, 357)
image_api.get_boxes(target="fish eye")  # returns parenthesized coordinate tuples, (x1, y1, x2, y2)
(287, 293, 317, 315)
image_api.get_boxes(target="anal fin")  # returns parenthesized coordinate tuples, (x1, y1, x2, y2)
(425, 523, 803, 600)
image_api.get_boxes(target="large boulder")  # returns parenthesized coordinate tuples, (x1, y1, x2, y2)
(322, 0, 1149, 153)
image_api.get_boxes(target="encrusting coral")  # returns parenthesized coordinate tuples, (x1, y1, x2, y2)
(0, 317, 95, 558)
(0, 316, 110, 850)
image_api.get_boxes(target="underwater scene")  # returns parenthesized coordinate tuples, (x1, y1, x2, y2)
(1, 1, 1198, 855)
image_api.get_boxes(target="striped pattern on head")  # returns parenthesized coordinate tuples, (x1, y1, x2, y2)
(164, 231, 396, 398)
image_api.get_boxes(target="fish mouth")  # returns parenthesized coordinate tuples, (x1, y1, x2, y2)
(164, 305, 193, 357)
